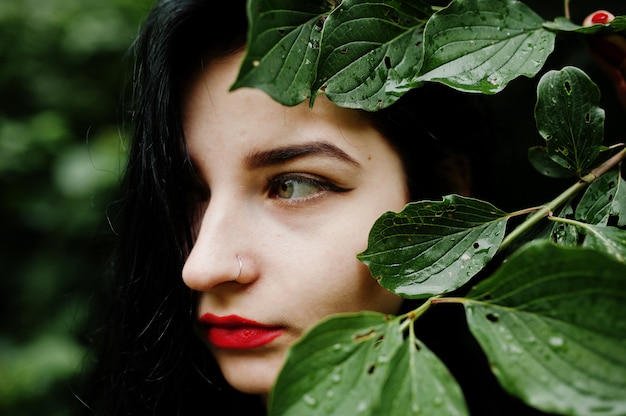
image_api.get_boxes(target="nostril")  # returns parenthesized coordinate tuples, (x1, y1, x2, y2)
(181, 245, 251, 291)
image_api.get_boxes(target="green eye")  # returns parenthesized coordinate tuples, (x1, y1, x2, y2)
(273, 176, 324, 199)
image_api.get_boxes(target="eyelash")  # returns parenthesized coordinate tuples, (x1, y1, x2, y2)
(268, 173, 349, 203)
(182, 172, 350, 218)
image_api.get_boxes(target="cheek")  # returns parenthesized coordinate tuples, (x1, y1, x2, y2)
(343, 256, 403, 314)
(305, 233, 402, 316)
(321, 197, 406, 313)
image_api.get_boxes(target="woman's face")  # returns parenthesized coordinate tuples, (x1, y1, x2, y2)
(181, 50, 408, 396)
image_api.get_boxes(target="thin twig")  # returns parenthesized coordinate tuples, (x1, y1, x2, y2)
(499, 147, 626, 252)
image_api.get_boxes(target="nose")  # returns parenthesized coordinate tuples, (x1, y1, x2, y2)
(182, 199, 256, 291)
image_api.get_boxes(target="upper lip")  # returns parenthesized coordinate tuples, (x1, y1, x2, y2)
(198, 313, 278, 328)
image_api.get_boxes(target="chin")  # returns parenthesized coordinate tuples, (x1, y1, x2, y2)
(225, 372, 274, 395)
(216, 351, 285, 396)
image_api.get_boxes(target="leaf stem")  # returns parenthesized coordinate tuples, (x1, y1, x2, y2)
(564, 0, 571, 20)
(549, 215, 614, 245)
(499, 147, 626, 252)
(430, 297, 466, 305)
(588, 146, 626, 178)
(400, 296, 436, 331)
(549, 215, 595, 233)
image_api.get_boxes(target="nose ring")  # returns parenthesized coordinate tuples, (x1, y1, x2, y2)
(235, 256, 243, 281)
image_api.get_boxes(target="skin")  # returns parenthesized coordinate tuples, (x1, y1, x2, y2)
(181, 50, 409, 397)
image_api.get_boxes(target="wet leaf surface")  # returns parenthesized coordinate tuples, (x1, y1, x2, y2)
(465, 241, 626, 415)
(358, 195, 508, 298)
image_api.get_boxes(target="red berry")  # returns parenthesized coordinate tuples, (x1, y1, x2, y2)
(591, 12, 610, 24)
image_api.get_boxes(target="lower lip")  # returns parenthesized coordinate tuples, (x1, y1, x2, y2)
(207, 326, 284, 349)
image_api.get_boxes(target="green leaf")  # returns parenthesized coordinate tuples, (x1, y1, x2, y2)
(580, 224, 626, 264)
(358, 194, 508, 298)
(528, 145, 576, 178)
(236, 0, 432, 110)
(544, 16, 626, 35)
(314, 0, 431, 111)
(534, 66, 605, 176)
(465, 241, 626, 415)
(233, 0, 332, 106)
(550, 204, 580, 246)
(375, 334, 468, 416)
(417, 0, 555, 94)
(268, 312, 468, 416)
(576, 168, 626, 227)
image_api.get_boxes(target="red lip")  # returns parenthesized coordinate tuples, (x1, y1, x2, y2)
(198, 314, 284, 349)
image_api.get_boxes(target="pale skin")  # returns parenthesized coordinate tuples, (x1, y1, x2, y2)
(181, 50, 408, 397)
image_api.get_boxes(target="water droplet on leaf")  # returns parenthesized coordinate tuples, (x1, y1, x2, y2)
(549, 336, 564, 347)
(303, 394, 318, 407)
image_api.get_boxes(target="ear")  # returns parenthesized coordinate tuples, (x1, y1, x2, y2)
(435, 154, 473, 197)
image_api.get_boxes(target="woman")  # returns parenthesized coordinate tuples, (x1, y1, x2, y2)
(79, 0, 624, 415)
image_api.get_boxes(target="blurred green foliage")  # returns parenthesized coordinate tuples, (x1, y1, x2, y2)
(0, 0, 151, 414)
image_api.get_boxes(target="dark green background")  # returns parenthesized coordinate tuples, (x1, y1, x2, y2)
(1, 1, 624, 414)
(0, 0, 152, 414)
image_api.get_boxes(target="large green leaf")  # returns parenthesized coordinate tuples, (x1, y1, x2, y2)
(358, 194, 508, 298)
(236, 0, 558, 109)
(375, 336, 467, 416)
(268, 312, 468, 416)
(417, 0, 555, 94)
(576, 168, 626, 227)
(233, 0, 332, 106)
(534, 66, 605, 176)
(465, 241, 626, 415)
(236, 0, 432, 110)
(314, 0, 431, 111)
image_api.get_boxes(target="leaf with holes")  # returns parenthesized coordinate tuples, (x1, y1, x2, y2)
(576, 168, 626, 227)
(535, 66, 605, 176)
(233, 0, 332, 106)
(417, 0, 555, 93)
(358, 194, 508, 299)
(235, 0, 432, 110)
(313, 0, 431, 111)
(464, 241, 626, 415)
(268, 312, 468, 416)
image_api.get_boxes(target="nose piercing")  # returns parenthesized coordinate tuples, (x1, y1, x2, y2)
(234, 256, 243, 281)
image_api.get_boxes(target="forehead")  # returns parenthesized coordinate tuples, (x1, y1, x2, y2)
(185, 53, 372, 142)
(185, 51, 376, 130)
(180, 50, 405, 182)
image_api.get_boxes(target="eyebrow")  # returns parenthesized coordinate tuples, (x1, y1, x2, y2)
(244, 141, 361, 169)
